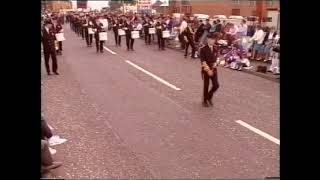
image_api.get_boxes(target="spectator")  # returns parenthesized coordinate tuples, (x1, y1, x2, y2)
(268, 38, 280, 74)
(41, 114, 67, 148)
(195, 20, 204, 43)
(210, 20, 217, 33)
(237, 19, 248, 39)
(249, 25, 265, 60)
(262, 26, 278, 62)
(215, 19, 222, 33)
(41, 140, 62, 175)
(179, 17, 188, 49)
(199, 19, 212, 45)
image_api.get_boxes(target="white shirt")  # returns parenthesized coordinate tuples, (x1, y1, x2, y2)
(45, 27, 50, 34)
(228, 25, 238, 35)
(250, 29, 265, 44)
(179, 20, 187, 33)
(268, 32, 275, 40)
(237, 24, 248, 37)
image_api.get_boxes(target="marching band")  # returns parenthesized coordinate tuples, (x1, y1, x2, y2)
(42, 10, 279, 108)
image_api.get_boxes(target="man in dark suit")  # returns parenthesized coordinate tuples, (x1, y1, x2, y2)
(53, 19, 63, 55)
(41, 20, 59, 75)
(215, 19, 222, 33)
(183, 21, 196, 58)
(199, 33, 220, 107)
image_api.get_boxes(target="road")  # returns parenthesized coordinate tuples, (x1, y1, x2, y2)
(41, 25, 279, 179)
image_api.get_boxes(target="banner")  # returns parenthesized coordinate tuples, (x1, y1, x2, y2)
(160, 0, 169, 7)
(138, 0, 151, 6)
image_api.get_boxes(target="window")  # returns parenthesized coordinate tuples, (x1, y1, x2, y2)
(266, 0, 273, 7)
(252, 10, 257, 16)
(232, 9, 240, 15)
(249, 0, 256, 6)
(232, 0, 240, 5)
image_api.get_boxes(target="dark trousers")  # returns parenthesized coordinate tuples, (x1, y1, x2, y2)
(114, 31, 121, 45)
(126, 35, 134, 50)
(41, 140, 53, 166)
(81, 27, 85, 39)
(41, 120, 53, 140)
(185, 40, 196, 57)
(77, 26, 81, 36)
(157, 33, 165, 49)
(44, 50, 58, 73)
(95, 38, 104, 52)
(85, 33, 93, 46)
(203, 68, 219, 102)
(145, 31, 151, 44)
(179, 34, 186, 49)
(58, 41, 62, 51)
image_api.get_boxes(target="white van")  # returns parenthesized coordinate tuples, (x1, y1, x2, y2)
(226, 16, 244, 26)
(194, 14, 209, 21)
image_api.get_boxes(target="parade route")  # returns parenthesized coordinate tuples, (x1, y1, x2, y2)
(41, 25, 279, 179)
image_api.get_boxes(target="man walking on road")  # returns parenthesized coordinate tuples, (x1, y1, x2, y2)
(199, 33, 220, 107)
(41, 20, 59, 75)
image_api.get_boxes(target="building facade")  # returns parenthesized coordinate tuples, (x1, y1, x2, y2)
(42, 0, 72, 11)
(77, 0, 88, 9)
(41, 0, 72, 11)
(156, 0, 279, 20)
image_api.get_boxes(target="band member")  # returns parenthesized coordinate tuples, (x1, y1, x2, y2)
(85, 16, 93, 47)
(150, 18, 155, 41)
(75, 16, 81, 36)
(53, 19, 63, 55)
(183, 21, 196, 58)
(143, 18, 151, 45)
(41, 20, 59, 75)
(81, 17, 86, 40)
(93, 18, 105, 53)
(112, 18, 122, 46)
(123, 20, 135, 51)
(199, 33, 220, 107)
(155, 18, 166, 50)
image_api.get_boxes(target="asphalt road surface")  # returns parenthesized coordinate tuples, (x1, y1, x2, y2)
(41, 25, 279, 179)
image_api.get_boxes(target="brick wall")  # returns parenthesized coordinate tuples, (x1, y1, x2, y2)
(165, 0, 279, 18)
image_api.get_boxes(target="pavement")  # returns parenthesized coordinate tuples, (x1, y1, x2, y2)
(164, 36, 280, 83)
(41, 25, 279, 179)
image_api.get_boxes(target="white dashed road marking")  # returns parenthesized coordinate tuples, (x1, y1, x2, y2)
(125, 60, 182, 91)
(236, 120, 280, 145)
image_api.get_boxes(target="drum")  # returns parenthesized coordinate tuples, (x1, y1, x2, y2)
(148, 28, 155, 34)
(118, 29, 125, 36)
(99, 32, 108, 41)
(55, 33, 65, 41)
(162, 30, 170, 38)
(131, 31, 140, 39)
(54, 41, 59, 50)
(88, 28, 94, 34)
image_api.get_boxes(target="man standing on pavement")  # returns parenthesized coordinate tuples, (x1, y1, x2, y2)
(183, 20, 196, 59)
(199, 33, 220, 107)
(41, 20, 59, 75)
(179, 17, 188, 49)
(53, 18, 63, 55)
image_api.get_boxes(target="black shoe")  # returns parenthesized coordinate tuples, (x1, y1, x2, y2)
(100, 51, 104, 53)
(41, 162, 63, 173)
(53, 72, 59, 75)
(162, 48, 165, 51)
(47, 72, 52, 76)
(202, 101, 209, 107)
(184, 55, 187, 58)
(208, 100, 213, 106)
